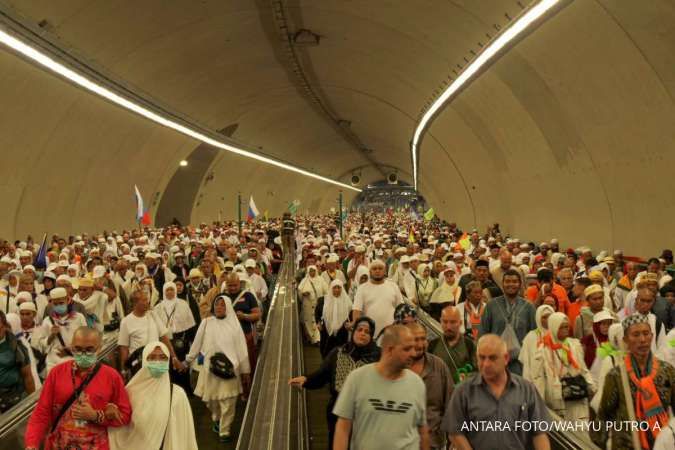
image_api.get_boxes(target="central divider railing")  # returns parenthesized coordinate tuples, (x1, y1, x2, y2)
(236, 242, 309, 450)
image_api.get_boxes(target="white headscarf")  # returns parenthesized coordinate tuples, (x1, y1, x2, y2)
(198, 296, 250, 376)
(156, 282, 196, 333)
(298, 265, 328, 299)
(322, 280, 352, 336)
(355, 265, 369, 285)
(109, 341, 198, 450)
(535, 305, 555, 332)
(548, 312, 569, 344)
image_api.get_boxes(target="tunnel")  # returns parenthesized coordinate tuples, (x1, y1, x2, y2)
(1, 1, 674, 450)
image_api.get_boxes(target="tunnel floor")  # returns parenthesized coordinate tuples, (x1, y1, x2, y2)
(189, 394, 246, 450)
(304, 343, 330, 450)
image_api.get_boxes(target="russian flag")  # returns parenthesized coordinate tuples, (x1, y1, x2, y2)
(134, 185, 152, 225)
(247, 196, 260, 222)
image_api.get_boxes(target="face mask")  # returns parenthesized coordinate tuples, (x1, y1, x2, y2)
(73, 352, 97, 368)
(53, 304, 68, 315)
(147, 360, 170, 378)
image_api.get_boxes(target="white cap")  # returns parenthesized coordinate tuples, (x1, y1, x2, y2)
(50, 287, 68, 299)
(15, 292, 32, 303)
(92, 265, 107, 279)
(593, 310, 615, 323)
(442, 262, 458, 274)
(400, 255, 411, 264)
(56, 274, 71, 284)
(23, 264, 36, 272)
(244, 259, 257, 268)
(19, 302, 37, 312)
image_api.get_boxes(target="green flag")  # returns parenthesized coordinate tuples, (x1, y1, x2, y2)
(288, 199, 300, 215)
(424, 208, 435, 222)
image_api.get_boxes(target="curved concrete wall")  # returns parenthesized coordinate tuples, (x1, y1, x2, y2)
(0, 0, 672, 255)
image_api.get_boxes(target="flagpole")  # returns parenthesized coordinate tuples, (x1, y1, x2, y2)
(237, 192, 242, 234)
(338, 190, 343, 240)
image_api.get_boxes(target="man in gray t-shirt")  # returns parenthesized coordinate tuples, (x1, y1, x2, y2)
(333, 325, 429, 450)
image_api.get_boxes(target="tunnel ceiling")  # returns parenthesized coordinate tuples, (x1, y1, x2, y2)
(1, 0, 674, 256)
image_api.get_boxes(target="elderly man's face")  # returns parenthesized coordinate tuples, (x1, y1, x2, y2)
(624, 323, 652, 359)
(477, 339, 508, 381)
(636, 290, 655, 315)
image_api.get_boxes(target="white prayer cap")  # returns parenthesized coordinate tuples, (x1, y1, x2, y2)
(92, 266, 107, 279)
(244, 259, 257, 268)
(355, 245, 366, 253)
(326, 254, 339, 263)
(23, 264, 36, 273)
(50, 287, 68, 299)
(56, 274, 71, 284)
(400, 255, 411, 264)
(43, 271, 57, 280)
(19, 302, 37, 313)
(15, 292, 32, 303)
(442, 262, 458, 274)
(453, 252, 464, 259)
(593, 310, 614, 323)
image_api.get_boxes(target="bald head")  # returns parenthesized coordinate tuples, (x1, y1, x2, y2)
(477, 334, 508, 382)
(405, 321, 426, 335)
(380, 324, 413, 348)
(380, 324, 416, 371)
(71, 326, 102, 354)
(477, 334, 507, 354)
(440, 306, 461, 340)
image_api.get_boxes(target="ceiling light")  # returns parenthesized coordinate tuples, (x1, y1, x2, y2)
(410, 0, 562, 190)
(179, 160, 188, 167)
(0, 28, 361, 192)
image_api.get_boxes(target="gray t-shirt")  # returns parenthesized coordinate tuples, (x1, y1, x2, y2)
(333, 363, 427, 450)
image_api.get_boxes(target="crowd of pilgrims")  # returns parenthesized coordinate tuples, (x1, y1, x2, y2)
(0, 222, 281, 448)
(0, 213, 674, 449)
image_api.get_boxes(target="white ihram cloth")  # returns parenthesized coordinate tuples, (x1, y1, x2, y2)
(185, 297, 250, 402)
(109, 341, 198, 450)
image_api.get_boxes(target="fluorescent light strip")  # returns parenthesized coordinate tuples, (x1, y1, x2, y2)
(410, 0, 560, 190)
(0, 28, 361, 193)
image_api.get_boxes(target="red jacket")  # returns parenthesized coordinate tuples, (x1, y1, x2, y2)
(25, 360, 131, 450)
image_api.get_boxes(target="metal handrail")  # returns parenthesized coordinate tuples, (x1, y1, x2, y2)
(0, 330, 119, 440)
(236, 243, 309, 450)
(415, 306, 600, 450)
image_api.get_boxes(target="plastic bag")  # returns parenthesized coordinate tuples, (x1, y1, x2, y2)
(501, 323, 522, 360)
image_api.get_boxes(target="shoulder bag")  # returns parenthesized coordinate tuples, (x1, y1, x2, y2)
(50, 363, 102, 432)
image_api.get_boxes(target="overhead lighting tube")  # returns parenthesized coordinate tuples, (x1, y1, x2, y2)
(0, 28, 361, 192)
(410, 0, 562, 190)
